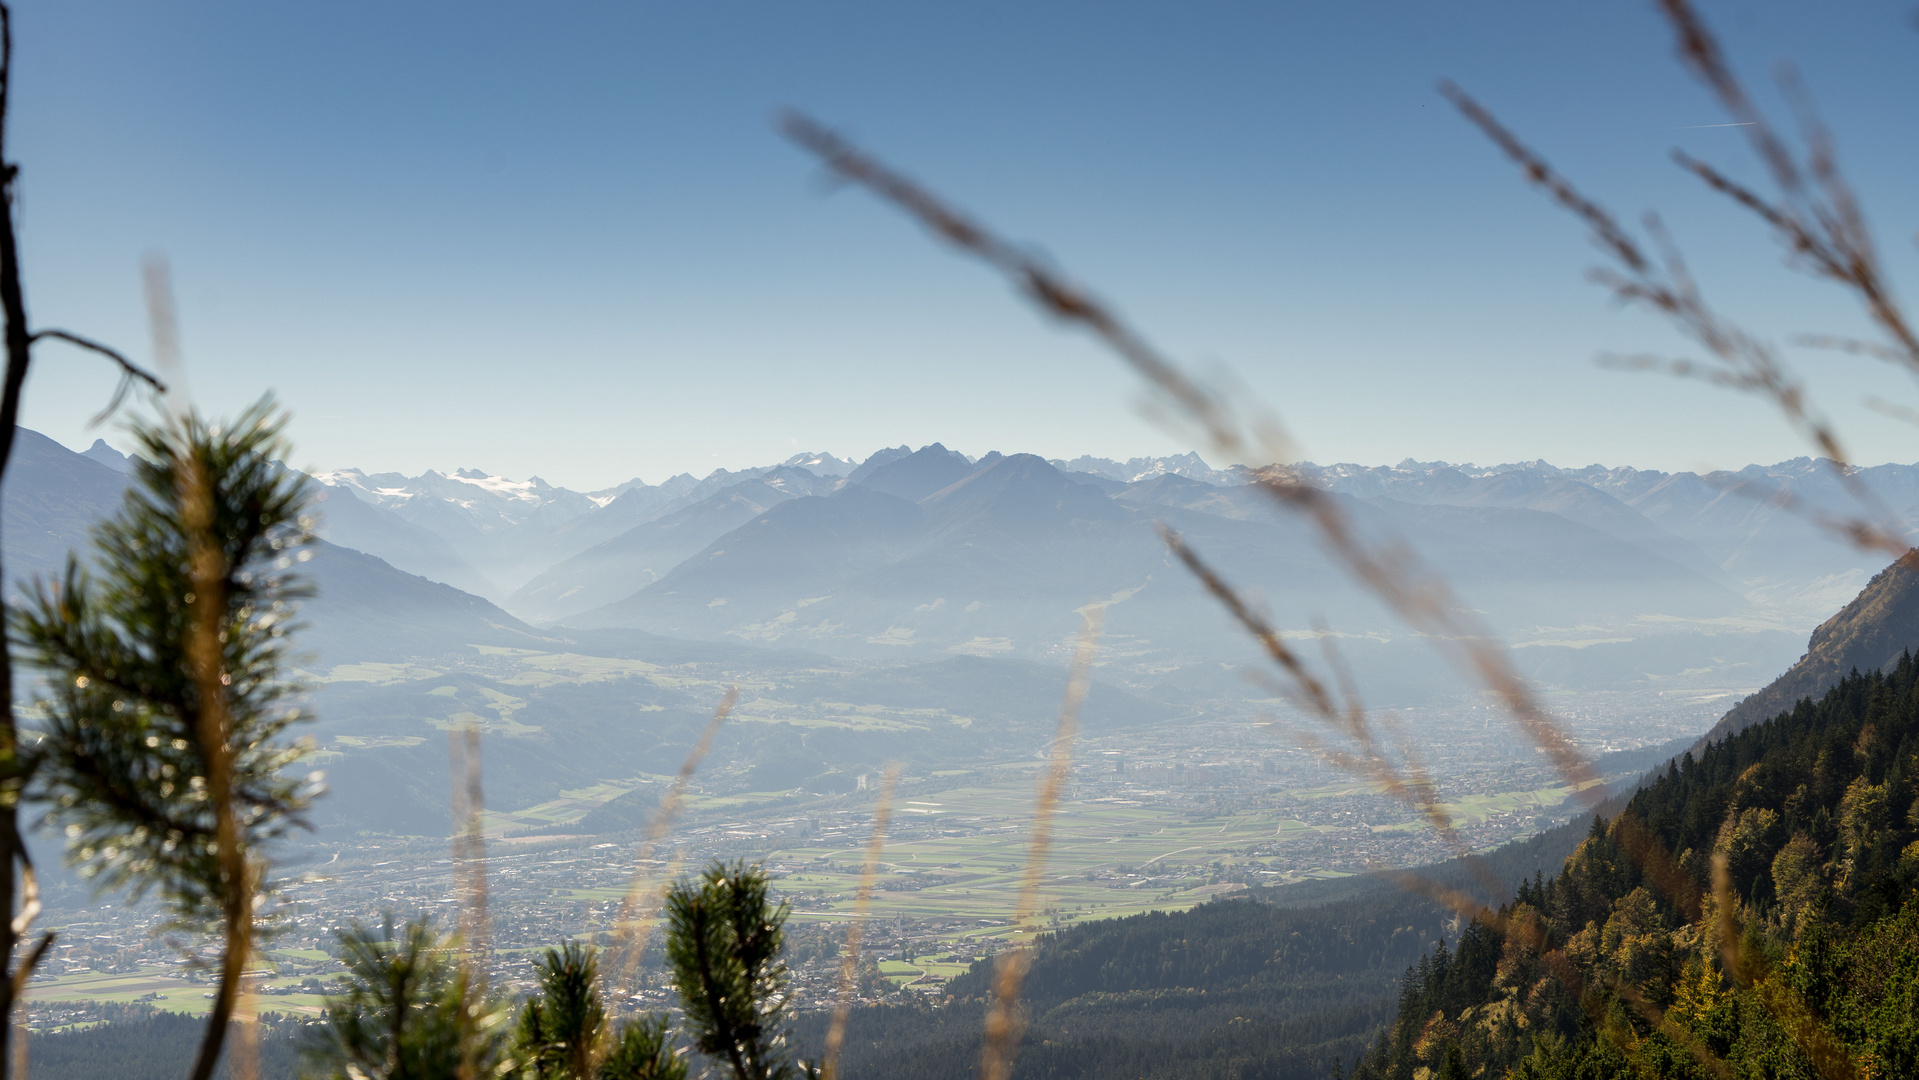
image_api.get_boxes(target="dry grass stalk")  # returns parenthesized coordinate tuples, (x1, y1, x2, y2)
(1161, 526, 1508, 903)
(1704, 849, 1858, 1080)
(977, 607, 1101, 1080)
(1656, 0, 1917, 370)
(783, 100, 1763, 1080)
(785, 5, 1901, 1071)
(780, 112, 1602, 821)
(448, 724, 491, 988)
(610, 688, 738, 993)
(150, 257, 259, 1080)
(447, 723, 494, 1080)
(1439, 7, 1913, 1072)
(1445, 0, 1919, 560)
(820, 763, 903, 1080)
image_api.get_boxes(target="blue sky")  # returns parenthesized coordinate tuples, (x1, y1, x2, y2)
(12, 1, 1919, 488)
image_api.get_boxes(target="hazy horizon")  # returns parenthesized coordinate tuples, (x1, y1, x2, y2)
(54, 427, 1919, 495)
(11, 1, 1919, 489)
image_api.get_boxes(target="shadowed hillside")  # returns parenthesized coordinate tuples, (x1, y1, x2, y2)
(1700, 552, 1919, 745)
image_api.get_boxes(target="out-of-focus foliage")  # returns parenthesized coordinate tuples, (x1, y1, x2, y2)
(306, 917, 513, 1080)
(665, 862, 812, 1080)
(514, 940, 684, 1080)
(13, 399, 317, 929)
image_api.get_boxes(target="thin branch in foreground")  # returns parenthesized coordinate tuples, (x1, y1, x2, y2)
(821, 763, 902, 1080)
(610, 688, 737, 993)
(448, 723, 491, 992)
(780, 111, 1603, 823)
(163, 263, 255, 1080)
(978, 607, 1101, 1080)
(1659, 0, 1919, 371)
(1161, 525, 1494, 891)
(28, 328, 165, 425)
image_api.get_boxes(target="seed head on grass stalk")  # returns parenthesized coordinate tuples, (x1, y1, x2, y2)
(780, 103, 1770, 1079)
(1161, 525, 1510, 902)
(779, 110, 1602, 820)
(977, 606, 1100, 1080)
(609, 689, 737, 998)
(1442, 0, 1919, 562)
(449, 724, 491, 982)
(821, 762, 901, 1080)
(448, 721, 498, 1079)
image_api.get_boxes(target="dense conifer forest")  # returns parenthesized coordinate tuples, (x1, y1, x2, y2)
(1350, 658, 1919, 1080)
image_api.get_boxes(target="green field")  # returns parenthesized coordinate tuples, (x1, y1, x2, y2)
(23, 968, 330, 1018)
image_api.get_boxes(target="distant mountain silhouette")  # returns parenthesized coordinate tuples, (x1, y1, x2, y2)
(509, 471, 835, 624)
(3, 430, 548, 668)
(3, 429, 131, 586)
(298, 540, 552, 664)
(844, 444, 912, 485)
(307, 483, 497, 599)
(79, 438, 131, 474)
(568, 453, 1746, 692)
(850, 442, 978, 501)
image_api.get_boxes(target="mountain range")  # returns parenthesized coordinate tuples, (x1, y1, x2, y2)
(49, 436, 1919, 700)
(21, 430, 1919, 836)
(280, 444, 1919, 697)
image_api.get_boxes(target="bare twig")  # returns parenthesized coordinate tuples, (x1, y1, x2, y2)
(27, 329, 164, 425)
(0, 5, 36, 1070)
(979, 607, 1101, 1080)
(821, 764, 902, 1080)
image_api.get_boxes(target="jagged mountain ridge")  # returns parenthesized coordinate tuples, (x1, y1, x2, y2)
(1296, 456, 1919, 619)
(4, 433, 554, 667)
(301, 449, 1913, 631)
(507, 470, 840, 624)
(1698, 551, 1919, 746)
(566, 453, 1751, 694)
(69, 433, 1919, 699)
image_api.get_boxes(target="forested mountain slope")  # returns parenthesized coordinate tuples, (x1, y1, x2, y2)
(797, 893, 1453, 1080)
(1351, 657, 1919, 1080)
(789, 737, 1685, 1080)
(1700, 553, 1919, 746)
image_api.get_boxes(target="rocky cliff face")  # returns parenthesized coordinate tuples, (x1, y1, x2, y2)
(1702, 550, 1919, 745)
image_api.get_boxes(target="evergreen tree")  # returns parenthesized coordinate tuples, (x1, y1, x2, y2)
(14, 400, 316, 1080)
(307, 917, 513, 1080)
(515, 940, 684, 1080)
(664, 863, 813, 1080)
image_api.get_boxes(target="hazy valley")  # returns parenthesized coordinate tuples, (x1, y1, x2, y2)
(19, 427, 1919, 1076)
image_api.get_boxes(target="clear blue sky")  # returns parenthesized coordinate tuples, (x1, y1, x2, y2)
(12, 1, 1919, 488)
